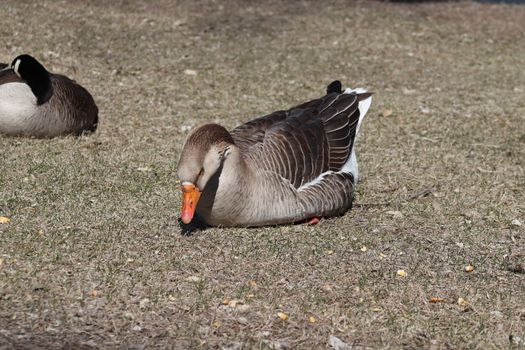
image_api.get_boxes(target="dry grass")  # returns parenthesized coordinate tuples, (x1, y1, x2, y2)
(1, 0, 524, 349)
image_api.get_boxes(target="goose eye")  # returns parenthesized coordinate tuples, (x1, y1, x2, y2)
(198, 168, 204, 178)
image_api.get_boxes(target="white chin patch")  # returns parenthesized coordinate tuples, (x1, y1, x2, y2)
(13, 59, 21, 77)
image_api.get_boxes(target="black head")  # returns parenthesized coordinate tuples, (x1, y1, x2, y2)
(10, 54, 53, 105)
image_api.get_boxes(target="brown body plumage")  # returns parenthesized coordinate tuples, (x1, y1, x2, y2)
(0, 55, 98, 138)
(177, 82, 373, 227)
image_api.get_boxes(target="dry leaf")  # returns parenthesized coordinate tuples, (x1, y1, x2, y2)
(212, 320, 222, 328)
(228, 299, 243, 308)
(457, 297, 469, 306)
(277, 312, 288, 321)
(0, 216, 11, 224)
(186, 275, 202, 282)
(465, 265, 474, 273)
(397, 270, 407, 277)
(309, 316, 316, 323)
(360, 246, 367, 252)
(222, 298, 230, 305)
(382, 109, 393, 117)
(249, 280, 257, 287)
(429, 297, 445, 303)
(90, 290, 99, 297)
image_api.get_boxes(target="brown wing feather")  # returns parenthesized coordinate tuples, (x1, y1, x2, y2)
(244, 91, 368, 189)
(0, 67, 24, 84)
(230, 110, 288, 152)
(230, 96, 327, 152)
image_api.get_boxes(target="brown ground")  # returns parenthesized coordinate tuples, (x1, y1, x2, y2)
(1, 0, 524, 349)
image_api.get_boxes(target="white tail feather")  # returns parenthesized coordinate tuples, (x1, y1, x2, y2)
(341, 87, 372, 182)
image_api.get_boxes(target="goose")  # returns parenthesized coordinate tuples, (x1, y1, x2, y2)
(0, 54, 98, 137)
(177, 81, 373, 227)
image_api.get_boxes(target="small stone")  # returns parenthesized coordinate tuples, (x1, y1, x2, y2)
(184, 69, 198, 76)
(419, 106, 430, 114)
(510, 335, 524, 346)
(465, 265, 475, 273)
(329, 335, 352, 350)
(511, 219, 522, 227)
(139, 298, 150, 309)
(309, 316, 316, 323)
(262, 339, 290, 349)
(186, 276, 202, 283)
(0, 216, 10, 224)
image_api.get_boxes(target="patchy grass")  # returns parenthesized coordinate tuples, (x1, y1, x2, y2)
(1, 0, 524, 348)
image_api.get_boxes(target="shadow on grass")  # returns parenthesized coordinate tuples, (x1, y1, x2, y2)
(178, 216, 208, 236)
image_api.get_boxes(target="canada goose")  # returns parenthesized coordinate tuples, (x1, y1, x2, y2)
(177, 81, 373, 227)
(0, 54, 98, 137)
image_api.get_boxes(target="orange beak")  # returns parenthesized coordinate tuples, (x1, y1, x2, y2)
(180, 183, 202, 224)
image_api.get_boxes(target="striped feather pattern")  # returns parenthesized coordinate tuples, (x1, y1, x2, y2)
(178, 81, 373, 226)
(234, 91, 368, 189)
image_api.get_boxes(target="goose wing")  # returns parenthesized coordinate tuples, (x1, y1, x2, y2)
(245, 91, 370, 189)
(230, 81, 341, 152)
(0, 66, 24, 85)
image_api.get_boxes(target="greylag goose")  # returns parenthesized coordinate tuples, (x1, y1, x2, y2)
(0, 54, 98, 137)
(177, 81, 373, 227)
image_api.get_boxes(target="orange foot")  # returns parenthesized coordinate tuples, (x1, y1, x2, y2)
(305, 217, 320, 225)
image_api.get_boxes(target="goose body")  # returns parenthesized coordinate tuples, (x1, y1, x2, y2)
(177, 81, 372, 227)
(0, 55, 98, 138)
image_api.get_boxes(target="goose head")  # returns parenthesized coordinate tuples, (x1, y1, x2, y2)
(177, 124, 235, 224)
(9, 54, 53, 105)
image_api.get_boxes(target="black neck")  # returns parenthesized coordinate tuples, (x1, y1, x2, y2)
(25, 71, 53, 105)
